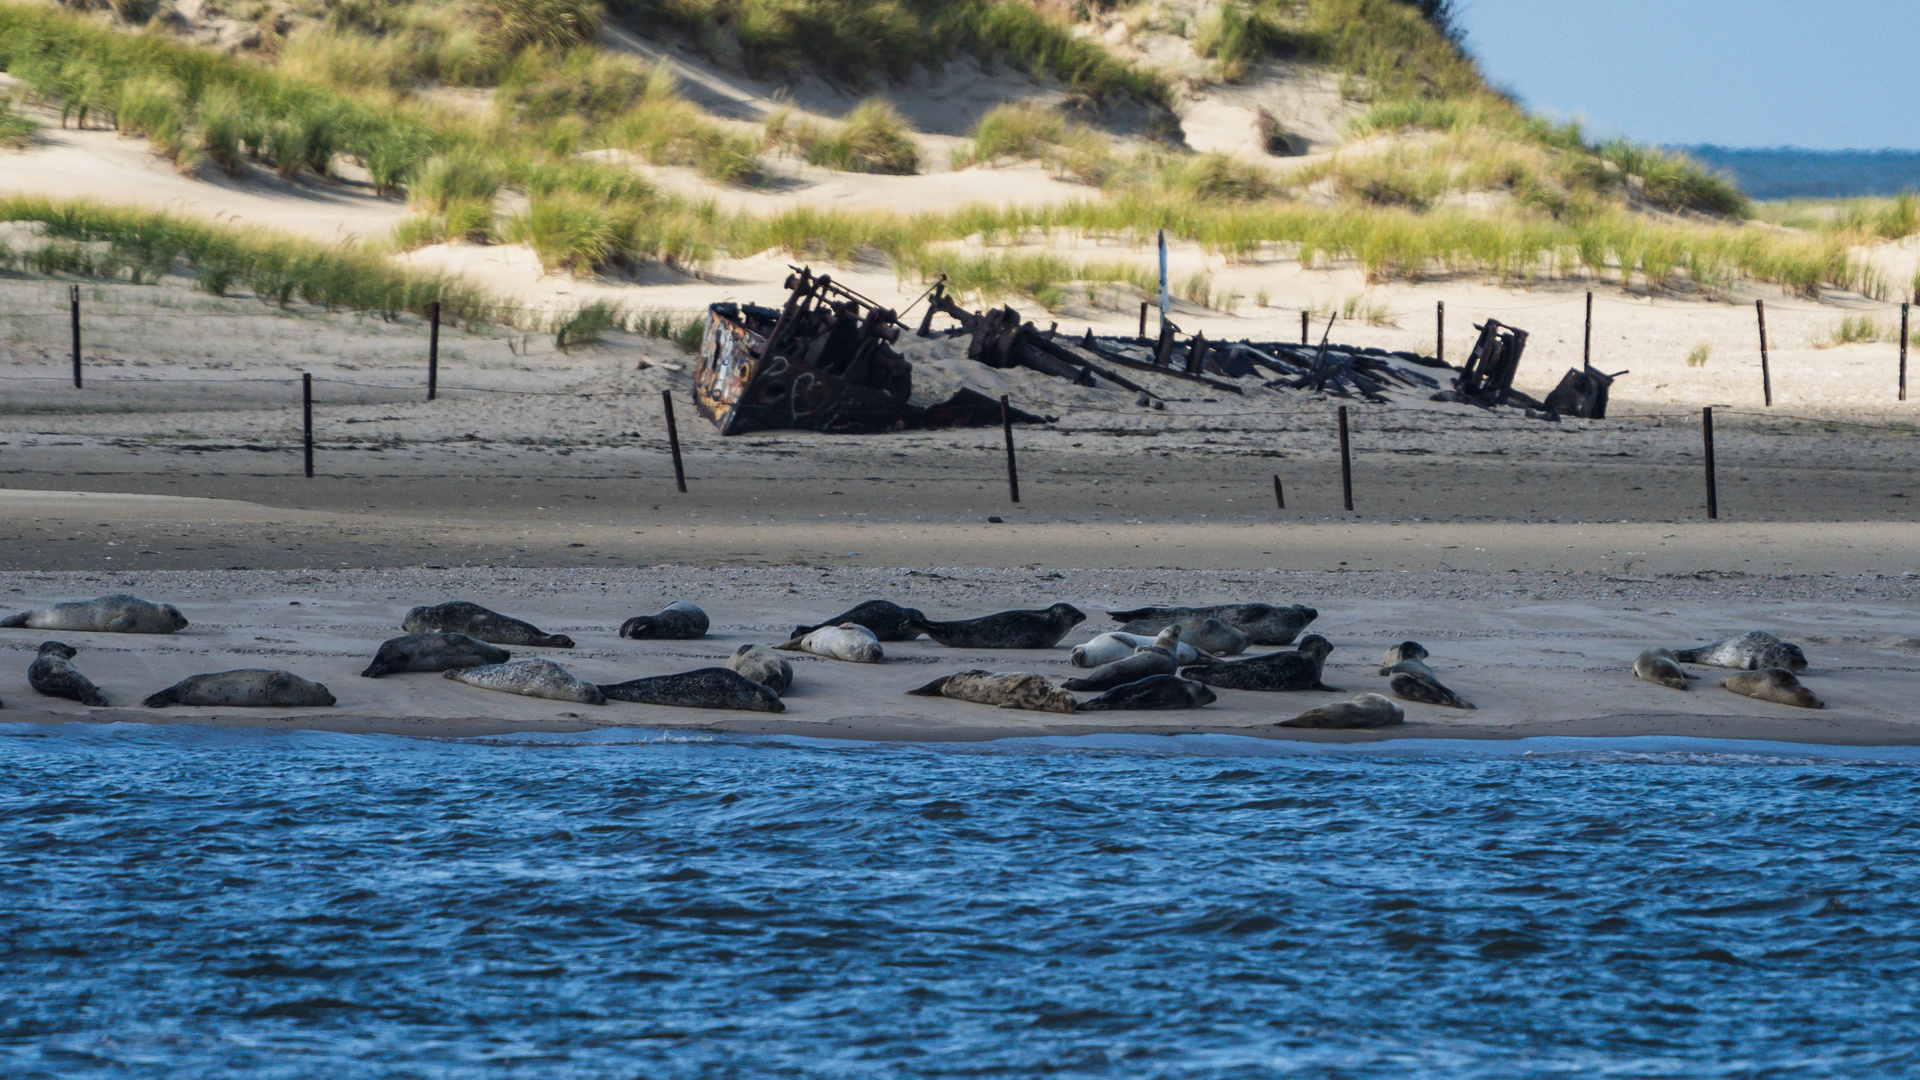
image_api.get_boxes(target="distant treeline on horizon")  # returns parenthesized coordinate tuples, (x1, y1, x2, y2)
(1677, 147, 1920, 200)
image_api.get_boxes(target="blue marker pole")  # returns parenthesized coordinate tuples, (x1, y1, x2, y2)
(1157, 229, 1169, 335)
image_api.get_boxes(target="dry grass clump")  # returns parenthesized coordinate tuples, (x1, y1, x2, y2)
(1686, 342, 1711, 367)
(767, 100, 920, 175)
(1753, 194, 1920, 242)
(0, 92, 40, 147)
(950, 103, 1116, 184)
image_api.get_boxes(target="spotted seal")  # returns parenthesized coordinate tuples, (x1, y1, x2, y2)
(1112, 614, 1247, 656)
(1278, 693, 1404, 729)
(777, 623, 884, 663)
(403, 599, 568, 641)
(145, 670, 335, 708)
(600, 668, 784, 712)
(1109, 604, 1317, 646)
(28, 641, 107, 706)
(1182, 634, 1335, 692)
(1671, 632, 1807, 672)
(1061, 628, 1180, 692)
(403, 602, 574, 649)
(908, 671, 1077, 713)
(1073, 675, 1216, 711)
(792, 601, 926, 642)
(905, 604, 1087, 649)
(443, 659, 604, 704)
(361, 633, 510, 678)
(1071, 632, 1213, 668)
(2, 594, 186, 634)
(1632, 648, 1693, 691)
(1384, 658, 1473, 709)
(1721, 668, 1823, 709)
(619, 602, 710, 640)
(727, 644, 793, 693)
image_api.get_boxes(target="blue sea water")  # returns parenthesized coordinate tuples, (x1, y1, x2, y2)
(2, 724, 1918, 1079)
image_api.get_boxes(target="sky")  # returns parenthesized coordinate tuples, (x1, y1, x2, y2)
(1450, 0, 1920, 150)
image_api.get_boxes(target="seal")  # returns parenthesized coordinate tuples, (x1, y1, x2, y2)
(28, 641, 108, 706)
(600, 667, 784, 712)
(1278, 693, 1404, 729)
(2, 594, 186, 634)
(777, 623, 884, 663)
(727, 644, 793, 693)
(1113, 614, 1248, 656)
(1377, 641, 1427, 674)
(908, 671, 1077, 713)
(1073, 675, 1216, 711)
(1182, 634, 1335, 692)
(1061, 628, 1180, 691)
(619, 602, 710, 640)
(1071, 632, 1213, 668)
(402, 602, 574, 648)
(361, 633, 510, 678)
(792, 601, 926, 643)
(443, 659, 605, 704)
(905, 604, 1087, 649)
(1384, 656, 1474, 709)
(1108, 603, 1317, 646)
(1721, 668, 1823, 709)
(144, 669, 335, 708)
(1633, 647, 1693, 690)
(1671, 631, 1807, 672)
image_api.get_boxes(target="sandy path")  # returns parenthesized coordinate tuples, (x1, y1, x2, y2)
(0, 566, 1913, 745)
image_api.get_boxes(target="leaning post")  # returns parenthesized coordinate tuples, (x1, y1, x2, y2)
(302, 373, 314, 478)
(1702, 406, 1717, 520)
(1901, 303, 1909, 403)
(1756, 299, 1773, 407)
(1337, 405, 1353, 513)
(1000, 395, 1021, 504)
(70, 285, 82, 389)
(427, 300, 441, 401)
(662, 390, 687, 494)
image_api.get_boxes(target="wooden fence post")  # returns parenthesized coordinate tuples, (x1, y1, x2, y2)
(1436, 300, 1443, 364)
(302, 373, 314, 478)
(1702, 406, 1717, 520)
(69, 285, 81, 389)
(1000, 395, 1020, 504)
(662, 390, 687, 493)
(1272, 474, 1285, 510)
(1583, 290, 1593, 372)
(427, 300, 440, 401)
(1756, 299, 1772, 406)
(1338, 405, 1353, 512)
(1901, 303, 1909, 403)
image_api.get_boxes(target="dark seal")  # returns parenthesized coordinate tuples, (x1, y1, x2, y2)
(619, 602, 710, 640)
(1073, 674, 1216, 711)
(792, 600, 927, 643)
(1182, 634, 1335, 691)
(1108, 603, 1318, 646)
(145, 670, 336, 708)
(361, 633, 511, 678)
(402, 601, 574, 648)
(599, 667, 784, 712)
(28, 641, 108, 706)
(905, 603, 1087, 649)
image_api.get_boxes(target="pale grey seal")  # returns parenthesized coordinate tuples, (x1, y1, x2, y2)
(600, 668, 784, 712)
(905, 604, 1087, 649)
(1633, 648, 1693, 690)
(1073, 675, 1216, 711)
(145, 670, 335, 708)
(727, 644, 793, 693)
(1071, 632, 1213, 667)
(1182, 635, 1334, 692)
(1672, 632, 1807, 672)
(619, 602, 709, 640)
(1279, 693, 1404, 729)
(1722, 668, 1823, 709)
(1113, 614, 1247, 656)
(777, 623, 884, 663)
(443, 659, 604, 704)
(1061, 628, 1180, 691)
(28, 642, 107, 706)
(2, 594, 186, 634)
(402, 602, 574, 649)
(792, 601, 926, 642)
(908, 671, 1077, 713)
(1108, 603, 1318, 646)
(361, 633, 510, 678)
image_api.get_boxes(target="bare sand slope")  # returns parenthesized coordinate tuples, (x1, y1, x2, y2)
(1, 566, 1914, 744)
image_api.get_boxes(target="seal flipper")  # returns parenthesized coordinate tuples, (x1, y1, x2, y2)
(618, 617, 655, 639)
(1669, 645, 1709, 663)
(0, 612, 26, 628)
(142, 687, 178, 708)
(906, 675, 953, 696)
